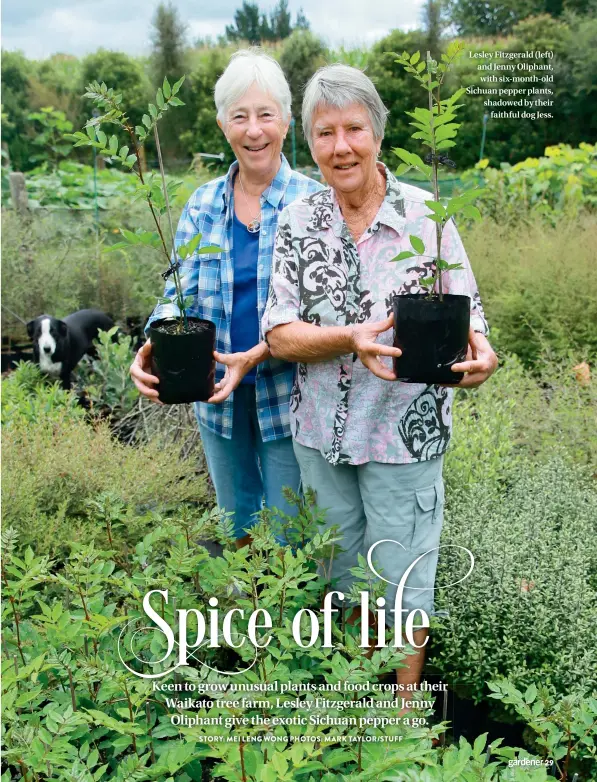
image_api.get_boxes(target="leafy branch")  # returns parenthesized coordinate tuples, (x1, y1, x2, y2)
(391, 41, 485, 299)
(65, 76, 219, 333)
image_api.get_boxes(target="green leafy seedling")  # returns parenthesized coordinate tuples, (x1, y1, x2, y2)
(390, 41, 485, 298)
(66, 75, 219, 332)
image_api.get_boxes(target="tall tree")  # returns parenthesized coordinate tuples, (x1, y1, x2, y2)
(295, 8, 311, 30)
(445, 0, 561, 35)
(421, 0, 449, 56)
(150, 2, 188, 81)
(225, 2, 268, 43)
(150, 3, 188, 162)
(279, 30, 327, 164)
(225, 1, 310, 43)
(269, 0, 293, 39)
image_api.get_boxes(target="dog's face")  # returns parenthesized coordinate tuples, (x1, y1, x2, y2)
(26, 316, 68, 374)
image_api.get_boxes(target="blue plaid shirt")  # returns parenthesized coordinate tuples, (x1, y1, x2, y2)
(145, 155, 323, 441)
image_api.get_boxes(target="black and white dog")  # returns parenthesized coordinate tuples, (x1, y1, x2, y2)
(27, 309, 114, 389)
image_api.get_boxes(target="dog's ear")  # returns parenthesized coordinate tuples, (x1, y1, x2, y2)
(56, 319, 68, 337)
(26, 319, 36, 339)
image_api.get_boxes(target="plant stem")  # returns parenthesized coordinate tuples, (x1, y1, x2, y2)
(153, 124, 188, 331)
(9, 597, 26, 666)
(427, 50, 443, 302)
(67, 667, 77, 710)
(123, 122, 172, 263)
(123, 680, 138, 755)
(146, 701, 156, 764)
(239, 740, 248, 782)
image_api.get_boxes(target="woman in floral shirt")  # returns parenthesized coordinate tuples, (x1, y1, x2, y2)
(262, 64, 497, 686)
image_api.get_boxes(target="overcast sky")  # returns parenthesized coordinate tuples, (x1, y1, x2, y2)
(2, 0, 423, 59)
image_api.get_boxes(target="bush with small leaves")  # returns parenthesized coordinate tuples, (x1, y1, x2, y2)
(432, 457, 597, 704)
(1, 363, 210, 557)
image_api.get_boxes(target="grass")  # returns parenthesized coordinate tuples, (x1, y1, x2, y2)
(463, 212, 597, 366)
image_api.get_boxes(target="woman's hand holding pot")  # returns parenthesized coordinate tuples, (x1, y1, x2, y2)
(351, 314, 402, 381)
(130, 339, 162, 404)
(207, 351, 254, 404)
(446, 329, 498, 388)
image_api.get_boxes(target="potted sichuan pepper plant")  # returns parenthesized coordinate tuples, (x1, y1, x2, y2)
(67, 78, 220, 404)
(391, 42, 484, 384)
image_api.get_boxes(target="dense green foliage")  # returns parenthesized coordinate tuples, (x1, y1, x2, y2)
(3, 349, 595, 779)
(446, 0, 595, 35)
(2, 13, 596, 775)
(26, 107, 74, 170)
(464, 143, 597, 221)
(0, 209, 162, 332)
(18, 162, 137, 210)
(428, 352, 597, 782)
(3, 16, 597, 173)
(0, 503, 549, 781)
(225, 0, 310, 44)
(1, 363, 210, 560)
(436, 456, 597, 698)
(488, 681, 597, 778)
(460, 211, 597, 366)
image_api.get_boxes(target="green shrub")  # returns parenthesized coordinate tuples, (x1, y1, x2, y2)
(77, 327, 139, 426)
(77, 49, 152, 131)
(462, 143, 597, 222)
(1, 508, 550, 782)
(488, 680, 597, 780)
(0, 208, 163, 337)
(1, 364, 209, 557)
(1, 361, 85, 427)
(463, 213, 597, 365)
(23, 161, 137, 210)
(446, 352, 597, 492)
(26, 106, 74, 170)
(432, 457, 597, 702)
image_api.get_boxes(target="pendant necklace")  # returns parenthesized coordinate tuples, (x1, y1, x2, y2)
(238, 173, 261, 234)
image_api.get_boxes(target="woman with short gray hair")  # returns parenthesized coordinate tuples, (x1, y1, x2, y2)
(301, 63, 389, 149)
(263, 64, 497, 685)
(131, 49, 322, 547)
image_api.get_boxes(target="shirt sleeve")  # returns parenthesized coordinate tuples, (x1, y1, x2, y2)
(261, 206, 301, 336)
(440, 218, 489, 336)
(144, 201, 200, 337)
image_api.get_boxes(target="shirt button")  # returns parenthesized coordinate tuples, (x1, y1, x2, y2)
(262, 230, 267, 236)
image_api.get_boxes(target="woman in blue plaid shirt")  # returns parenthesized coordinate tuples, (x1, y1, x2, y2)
(130, 50, 322, 547)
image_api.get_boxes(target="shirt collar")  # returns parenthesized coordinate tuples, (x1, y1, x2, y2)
(307, 162, 407, 237)
(222, 154, 293, 211)
(376, 163, 407, 235)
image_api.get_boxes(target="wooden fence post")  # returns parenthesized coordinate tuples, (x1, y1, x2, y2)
(9, 172, 29, 214)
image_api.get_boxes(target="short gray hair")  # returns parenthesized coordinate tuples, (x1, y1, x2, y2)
(214, 48, 292, 123)
(302, 64, 389, 150)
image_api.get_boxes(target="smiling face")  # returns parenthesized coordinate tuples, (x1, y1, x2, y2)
(218, 82, 289, 180)
(311, 103, 381, 196)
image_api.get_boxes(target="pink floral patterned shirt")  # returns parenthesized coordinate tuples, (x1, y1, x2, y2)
(262, 164, 488, 466)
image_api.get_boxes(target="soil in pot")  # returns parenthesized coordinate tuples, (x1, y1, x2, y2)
(393, 293, 470, 385)
(149, 317, 216, 404)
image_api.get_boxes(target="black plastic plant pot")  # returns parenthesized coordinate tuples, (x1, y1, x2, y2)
(149, 317, 216, 404)
(392, 293, 470, 384)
